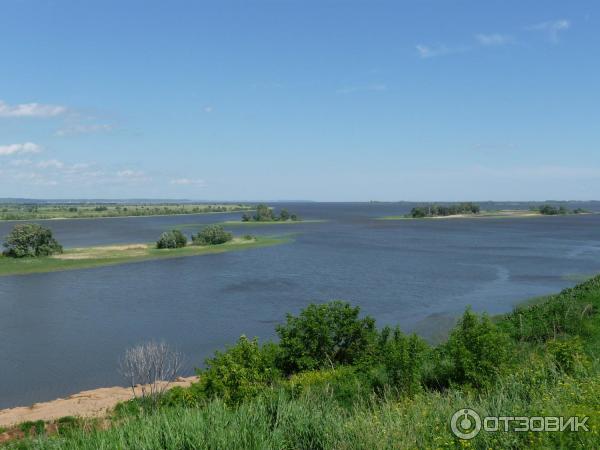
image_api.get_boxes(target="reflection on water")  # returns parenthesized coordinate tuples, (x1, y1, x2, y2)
(1, 202, 600, 408)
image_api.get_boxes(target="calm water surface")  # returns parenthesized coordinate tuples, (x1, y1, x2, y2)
(1, 202, 600, 408)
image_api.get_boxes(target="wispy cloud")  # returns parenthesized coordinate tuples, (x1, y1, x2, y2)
(0, 142, 42, 156)
(117, 169, 146, 179)
(55, 123, 113, 136)
(37, 159, 65, 169)
(170, 178, 206, 186)
(475, 33, 514, 46)
(0, 100, 67, 118)
(336, 84, 388, 95)
(526, 19, 571, 42)
(416, 44, 469, 59)
(203, 106, 214, 113)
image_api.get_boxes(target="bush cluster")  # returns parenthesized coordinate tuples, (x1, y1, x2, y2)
(192, 225, 232, 245)
(156, 230, 187, 249)
(2, 224, 63, 258)
(410, 202, 480, 218)
(242, 204, 300, 222)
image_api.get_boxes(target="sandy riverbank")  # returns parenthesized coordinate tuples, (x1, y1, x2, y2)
(0, 376, 198, 428)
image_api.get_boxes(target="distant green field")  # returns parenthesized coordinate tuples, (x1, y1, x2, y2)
(0, 203, 253, 221)
(0, 236, 290, 276)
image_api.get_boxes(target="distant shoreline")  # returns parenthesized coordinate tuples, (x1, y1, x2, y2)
(377, 210, 596, 221)
(0, 209, 256, 223)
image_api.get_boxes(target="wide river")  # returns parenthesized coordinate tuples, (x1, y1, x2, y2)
(1, 202, 600, 408)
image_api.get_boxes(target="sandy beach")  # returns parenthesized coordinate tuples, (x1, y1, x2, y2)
(0, 376, 198, 428)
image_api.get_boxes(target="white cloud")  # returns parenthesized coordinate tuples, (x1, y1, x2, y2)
(37, 159, 65, 169)
(170, 178, 206, 186)
(203, 106, 214, 113)
(527, 19, 571, 42)
(55, 123, 113, 136)
(475, 33, 514, 46)
(0, 142, 42, 156)
(0, 100, 67, 118)
(416, 44, 468, 59)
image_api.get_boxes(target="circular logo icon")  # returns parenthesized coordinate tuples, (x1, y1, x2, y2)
(451, 408, 481, 440)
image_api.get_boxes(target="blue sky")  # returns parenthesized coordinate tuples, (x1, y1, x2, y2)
(0, 0, 598, 201)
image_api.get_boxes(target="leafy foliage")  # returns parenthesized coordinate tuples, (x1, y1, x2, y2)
(276, 301, 377, 374)
(2, 224, 63, 258)
(192, 225, 232, 245)
(434, 308, 512, 389)
(374, 326, 429, 395)
(196, 336, 280, 405)
(156, 229, 187, 249)
(410, 202, 480, 218)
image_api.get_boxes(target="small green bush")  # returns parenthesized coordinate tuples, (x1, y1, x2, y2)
(435, 308, 512, 389)
(196, 336, 281, 405)
(375, 327, 429, 396)
(156, 229, 187, 249)
(192, 225, 232, 245)
(19, 420, 45, 436)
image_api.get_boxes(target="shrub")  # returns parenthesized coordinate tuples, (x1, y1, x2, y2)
(197, 336, 281, 405)
(276, 301, 377, 374)
(156, 230, 187, 249)
(2, 223, 63, 258)
(436, 308, 512, 389)
(119, 341, 183, 407)
(375, 326, 429, 396)
(192, 225, 232, 245)
(547, 336, 587, 375)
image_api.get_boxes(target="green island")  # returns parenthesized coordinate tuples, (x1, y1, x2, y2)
(379, 203, 593, 220)
(3, 275, 600, 448)
(0, 202, 253, 221)
(0, 224, 290, 276)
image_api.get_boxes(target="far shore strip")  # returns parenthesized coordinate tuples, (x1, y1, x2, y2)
(0, 376, 198, 428)
(377, 210, 595, 220)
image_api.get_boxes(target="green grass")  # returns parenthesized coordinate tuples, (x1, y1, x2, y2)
(0, 236, 291, 277)
(0, 203, 253, 221)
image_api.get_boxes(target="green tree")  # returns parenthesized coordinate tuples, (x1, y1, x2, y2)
(192, 225, 232, 245)
(276, 301, 377, 374)
(279, 209, 290, 221)
(2, 224, 63, 258)
(156, 230, 187, 249)
(254, 204, 275, 221)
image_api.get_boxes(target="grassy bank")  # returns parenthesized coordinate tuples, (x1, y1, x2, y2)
(0, 203, 253, 221)
(0, 236, 290, 276)
(378, 209, 594, 221)
(3, 276, 600, 448)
